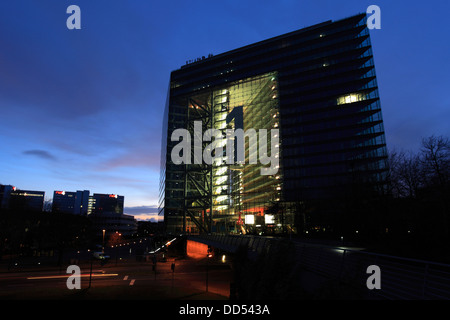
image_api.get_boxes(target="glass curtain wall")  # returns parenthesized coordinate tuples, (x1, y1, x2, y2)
(169, 72, 281, 234)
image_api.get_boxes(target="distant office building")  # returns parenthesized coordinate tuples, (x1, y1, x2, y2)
(52, 191, 75, 214)
(1, 184, 45, 212)
(159, 13, 388, 235)
(0, 184, 15, 210)
(52, 190, 89, 215)
(74, 190, 90, 215)
(89, 212, 137, 237)
(87, 193, 124, 215)
(86, 193, 136, 237)
(8, 188, 45, 212)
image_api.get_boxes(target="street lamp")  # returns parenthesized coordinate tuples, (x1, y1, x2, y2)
(206, 251, 212, 293)
(102, 229, 106, 253)
(115, 232, 122, 266)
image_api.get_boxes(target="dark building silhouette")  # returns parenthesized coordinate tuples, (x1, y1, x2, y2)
(0, 184, 15, 210)
(88, 193, 124, 215)
(86, 193, 137, 237)
(8, 189, 45, 212)
(52, 190, 89, 215)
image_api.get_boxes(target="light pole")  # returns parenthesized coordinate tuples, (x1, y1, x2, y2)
(102, 229, 105, 253)
(205, 251, 212, 293)
(115, 232, 122, 266)
(206, 262, 209, 293)
(171, 261, 175, 291)
(88, 256, 93, 289)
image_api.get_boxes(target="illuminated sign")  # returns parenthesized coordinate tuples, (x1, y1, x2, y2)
(109, 194, 118, 198)
(244, 215, 255, 225)
(265, 214, 275, 224)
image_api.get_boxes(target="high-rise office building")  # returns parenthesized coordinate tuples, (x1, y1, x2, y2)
(89, 212, 137, 237)
(8, 189, 45, 212)
(74, 190, 90, 215)
(159, 13, 388, 235)
(52, 190, 89, 215)
(1, 184, 46, 212)
(52, 191, 76, 214)
(0, 184, 15, 210)
(86, 193, 136, 237)
(87, 193, 124, 215)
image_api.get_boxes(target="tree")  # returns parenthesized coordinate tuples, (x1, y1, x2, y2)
(388, 149, 424, 198)
(419, 135, 450, 236)
(420, 135, 450, 189)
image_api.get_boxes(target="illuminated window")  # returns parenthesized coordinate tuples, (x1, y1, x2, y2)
(265, 214, 275, 224)
(337, 93, 366, 105)
(245, 215, 255, 225)
(215, 195, 228, 203)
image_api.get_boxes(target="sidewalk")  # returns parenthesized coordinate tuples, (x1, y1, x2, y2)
(0, 255, 233, 300)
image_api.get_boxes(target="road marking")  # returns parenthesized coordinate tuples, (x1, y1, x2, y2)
(129, 279, 135, 286)
(123, 275, 128, 280)
(27, 273, 118, 280)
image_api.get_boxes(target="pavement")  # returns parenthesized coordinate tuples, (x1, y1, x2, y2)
(0, 254, 233, 300)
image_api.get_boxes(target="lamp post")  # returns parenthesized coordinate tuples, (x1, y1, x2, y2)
(88, 255, 93, 289)
(205, 250, 212, 293)
(102, 229, 105, 253)
(115, 232, 122, 266)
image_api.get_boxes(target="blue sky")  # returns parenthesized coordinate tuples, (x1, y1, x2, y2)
(1, 0, 449, 221)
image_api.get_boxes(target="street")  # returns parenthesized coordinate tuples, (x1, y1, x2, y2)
(0, 238, 233, 300)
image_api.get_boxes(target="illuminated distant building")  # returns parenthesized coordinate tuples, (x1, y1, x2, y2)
(89, 212, 137, 237)
(87, 193, 124, 215)
(1, 184, 45, 212)
(8, 188, 45, 212)
(159, 13, 388, 235)
(52, 190, 89, 215)
(86, 193, 137, 237)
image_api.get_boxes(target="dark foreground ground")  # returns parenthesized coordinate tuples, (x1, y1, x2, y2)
(0, 252, 233, 300)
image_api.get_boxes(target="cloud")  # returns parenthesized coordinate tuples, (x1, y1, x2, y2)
(133, 214, 163, 222)
(100, 151, 161, 171)
(23, 149, 57, 161)
(124, 205, 161, 221)
(97, 128, 162, 172)
(124, 205, 159, 214)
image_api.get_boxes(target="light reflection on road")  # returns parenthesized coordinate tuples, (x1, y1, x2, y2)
(27, 273, 118, 280)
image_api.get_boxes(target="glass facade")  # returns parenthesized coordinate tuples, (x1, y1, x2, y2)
(160, 13, 388, 235)
(161, 73, 282, 234)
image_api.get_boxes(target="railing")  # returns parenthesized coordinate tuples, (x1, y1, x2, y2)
(188, 234, 450, 300)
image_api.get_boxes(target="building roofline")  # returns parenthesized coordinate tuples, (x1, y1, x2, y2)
(175, 12, 366, 72)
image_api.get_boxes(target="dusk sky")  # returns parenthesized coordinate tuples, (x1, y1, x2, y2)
(1, 0, 449, 221)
